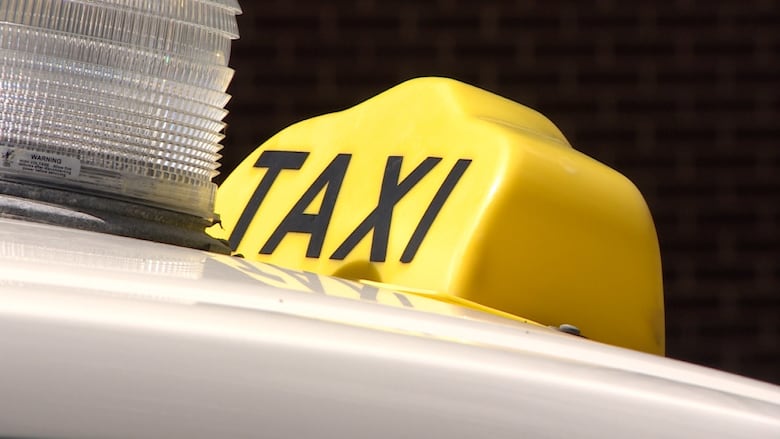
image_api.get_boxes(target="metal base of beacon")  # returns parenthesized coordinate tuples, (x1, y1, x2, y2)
(0, 179, 231, 254)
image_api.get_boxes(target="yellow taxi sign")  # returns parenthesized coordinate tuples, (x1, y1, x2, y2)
(211, 77, 664, 355)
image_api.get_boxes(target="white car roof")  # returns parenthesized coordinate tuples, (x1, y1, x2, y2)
(1, 217, 778, 438)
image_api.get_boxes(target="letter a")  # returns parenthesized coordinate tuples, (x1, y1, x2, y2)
(260, 154, 352, 258)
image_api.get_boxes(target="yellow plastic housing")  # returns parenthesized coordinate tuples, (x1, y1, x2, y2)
(212, 77, 664, 355)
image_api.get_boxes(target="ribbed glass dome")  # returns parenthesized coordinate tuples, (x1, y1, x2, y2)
(0, 0, 241, 218)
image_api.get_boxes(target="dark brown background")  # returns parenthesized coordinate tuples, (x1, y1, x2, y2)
(218, 0, 779, 384)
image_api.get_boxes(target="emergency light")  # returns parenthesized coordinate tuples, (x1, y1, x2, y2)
(0, 0, 240, 250)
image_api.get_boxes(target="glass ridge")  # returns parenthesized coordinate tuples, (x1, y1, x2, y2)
(0, 0, 241, 217)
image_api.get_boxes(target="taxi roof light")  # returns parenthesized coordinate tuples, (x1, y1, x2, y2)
(213, 77, 665, 355)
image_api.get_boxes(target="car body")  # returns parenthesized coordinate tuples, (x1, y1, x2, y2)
(1, 216, 778, 438)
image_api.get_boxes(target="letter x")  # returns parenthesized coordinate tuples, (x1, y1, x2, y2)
(330, 156, 441, 262)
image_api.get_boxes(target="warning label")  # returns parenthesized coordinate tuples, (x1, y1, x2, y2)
(0, 148, 81, 179)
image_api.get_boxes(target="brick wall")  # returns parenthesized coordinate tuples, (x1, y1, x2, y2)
(220, 0, 779, 384)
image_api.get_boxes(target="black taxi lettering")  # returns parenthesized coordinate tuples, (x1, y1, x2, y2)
(400, 158, 471, 263)
(229, 150, 471, 263)
(330, 156, 441, 262)
(260, 154, 350, 258)
(229, 151, 309, 249)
